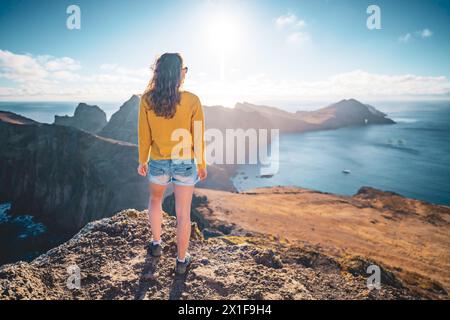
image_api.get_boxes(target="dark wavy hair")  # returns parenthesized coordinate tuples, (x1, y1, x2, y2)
(143, 53, 184, 119)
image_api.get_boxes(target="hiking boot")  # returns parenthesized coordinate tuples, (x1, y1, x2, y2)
(175, 254, 192, 275)
(148, 242, 162, 257)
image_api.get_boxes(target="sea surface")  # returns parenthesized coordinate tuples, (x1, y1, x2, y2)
(0, 101, 120, 123)
(0, 203, 70, 265)
(232, 101, 450, 206)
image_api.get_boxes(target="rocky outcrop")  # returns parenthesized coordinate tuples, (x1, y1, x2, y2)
(233, 99, 394, 132)
(98, 95, 140, 143)
(0, 209, 419, 300)
(0, 115, 148, 234)
(205, 103, 316, 133)
(309, 99, 395, 129)
(54, 103, 107, 134)
(0, 111, 39, 125)
(166, 186, 449, 299)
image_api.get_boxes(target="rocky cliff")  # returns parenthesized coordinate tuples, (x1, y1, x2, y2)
(98, 95, 140, 142)
(0, 111, 39, 125)
(0, 113, 148, 234)
(54, 103, 107, 134)
(0, 209, 420, 300)
(303, 99, 396, 128)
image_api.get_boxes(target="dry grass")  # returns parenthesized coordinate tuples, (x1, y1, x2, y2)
(194, 186, 450, 294)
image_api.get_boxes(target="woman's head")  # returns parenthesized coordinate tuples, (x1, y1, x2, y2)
(144, 52, 188, 118)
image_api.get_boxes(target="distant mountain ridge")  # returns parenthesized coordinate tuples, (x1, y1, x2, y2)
(54, 102, 107, 133)
(96, 97, 395, 144)
(303, 99, 395, 128)
(0, 111, 38, 125)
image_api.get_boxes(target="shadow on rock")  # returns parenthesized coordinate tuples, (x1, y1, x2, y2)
(134, 254, 161, 300)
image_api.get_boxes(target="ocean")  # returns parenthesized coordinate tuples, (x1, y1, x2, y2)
(0, 203, 70, 265)
(0, 101, 120, 123)
(232, 101, 450, 206)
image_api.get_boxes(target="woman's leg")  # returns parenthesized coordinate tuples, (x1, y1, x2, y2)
(148, 182, 168, 242)
(173, 183, 195, 260)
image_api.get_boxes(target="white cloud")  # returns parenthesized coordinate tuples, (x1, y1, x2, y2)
(398, 33, 412, 43)
(286, 32, 310, 45)
(399, 28, 433, 43)
(99, 63, 117, 71)
(0, 50, 49, 81)
(417, 28, 433, 38)
(0, 87, 18, 96)
(0, 50, 84, 85)
(189, 70, 450, 105)
(99, 64, 149, 77)
(324, 70, 449, 97)
(275, 12, 306, 29)
(274, 12, 310, 45)
(38, 55, 81, 72)
(1, 50, 449, 103)
(0, 50, 151, 100)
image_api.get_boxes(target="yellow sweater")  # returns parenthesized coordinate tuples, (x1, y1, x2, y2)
(138, 90, 207, 169)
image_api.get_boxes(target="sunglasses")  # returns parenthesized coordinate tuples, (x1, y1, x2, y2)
(182, 66, 188, 73)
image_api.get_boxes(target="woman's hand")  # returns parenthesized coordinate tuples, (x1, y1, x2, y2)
(137, 163, 148, 176)
(197, 167, 207, 181)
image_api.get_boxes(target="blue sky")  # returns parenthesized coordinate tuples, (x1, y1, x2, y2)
(0, 0, 449, 105)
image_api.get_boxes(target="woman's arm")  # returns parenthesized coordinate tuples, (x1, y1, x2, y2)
(191, 96, 207, 169)
(138, 97, 152, 165)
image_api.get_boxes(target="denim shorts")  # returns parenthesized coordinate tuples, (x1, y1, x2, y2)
(147, 158, 200, 186)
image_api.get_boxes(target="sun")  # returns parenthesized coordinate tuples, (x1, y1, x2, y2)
(208, 17, 239, 51)
(205, 13, 241, 81)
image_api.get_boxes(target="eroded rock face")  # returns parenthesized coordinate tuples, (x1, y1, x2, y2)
(0, 209, 419, 300)
(0, 120, 148, 234)
(0, 111, 38, 125)
(54, 103, 107, 134)
(313, 99, 395, 129)
(98, 95, 140, 143)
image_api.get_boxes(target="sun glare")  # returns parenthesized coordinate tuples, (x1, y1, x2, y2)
(207, 16, 239, 52)
(205, 12, 241, 82)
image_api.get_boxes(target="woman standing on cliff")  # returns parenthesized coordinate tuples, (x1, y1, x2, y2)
(137, 53, 207, 275)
